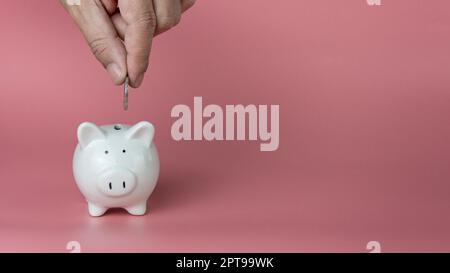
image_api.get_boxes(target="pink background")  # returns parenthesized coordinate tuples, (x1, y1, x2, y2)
(1, 0, 450, 252)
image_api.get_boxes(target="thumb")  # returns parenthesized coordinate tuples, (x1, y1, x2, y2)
(61, 0, 127, 85)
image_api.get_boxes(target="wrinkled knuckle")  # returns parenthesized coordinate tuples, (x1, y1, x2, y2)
(137, 10, 157, 30)
(88, 37, 109, 61)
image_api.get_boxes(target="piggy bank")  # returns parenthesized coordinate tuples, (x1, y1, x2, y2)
(73, 121, 159, 217)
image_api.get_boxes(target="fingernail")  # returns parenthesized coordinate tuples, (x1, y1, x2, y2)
(106, 63, 123, 84)
(134, 73, 144, 88)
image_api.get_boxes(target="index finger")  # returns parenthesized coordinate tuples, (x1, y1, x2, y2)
(118, 0, 156, 88)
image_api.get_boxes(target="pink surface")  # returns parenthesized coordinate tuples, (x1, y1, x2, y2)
(1, 0, 450, 252)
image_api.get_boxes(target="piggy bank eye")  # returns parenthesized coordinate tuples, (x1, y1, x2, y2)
(122, 149, 126, 153)
(105, 150, 109, 154)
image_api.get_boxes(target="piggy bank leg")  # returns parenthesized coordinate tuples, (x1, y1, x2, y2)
(88, 202, 108, 217)
(125, 202, 147, 216)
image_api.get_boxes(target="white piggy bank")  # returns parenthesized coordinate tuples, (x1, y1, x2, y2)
(73, 121, 159, 217)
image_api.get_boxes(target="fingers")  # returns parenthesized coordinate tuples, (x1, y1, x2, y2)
(111, 13, 127, 40)
(112, 0, 191, 39)
(152, 0, 196, 36)
(60, 0, 127, 85)
(118, 0, 156, 88)
(153, 0, 181, 36)
(62, 0, 196, 88)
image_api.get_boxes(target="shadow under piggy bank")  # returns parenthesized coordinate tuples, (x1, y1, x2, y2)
(148, 169, 214, 214)
(99, 169, 213, 216)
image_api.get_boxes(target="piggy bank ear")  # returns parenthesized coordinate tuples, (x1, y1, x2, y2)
(125, 121, 155, 147)
(77, 122, 106, 149)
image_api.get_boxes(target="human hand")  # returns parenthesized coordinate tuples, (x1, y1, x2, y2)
(60, 0, 195, 88)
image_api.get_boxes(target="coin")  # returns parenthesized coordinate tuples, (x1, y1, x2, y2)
(123, 76, 129, 111)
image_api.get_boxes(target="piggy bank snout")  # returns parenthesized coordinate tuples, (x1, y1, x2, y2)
(97, 167, 137, 197)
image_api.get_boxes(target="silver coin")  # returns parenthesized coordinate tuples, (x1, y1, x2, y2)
(123, 76, 129, 111)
